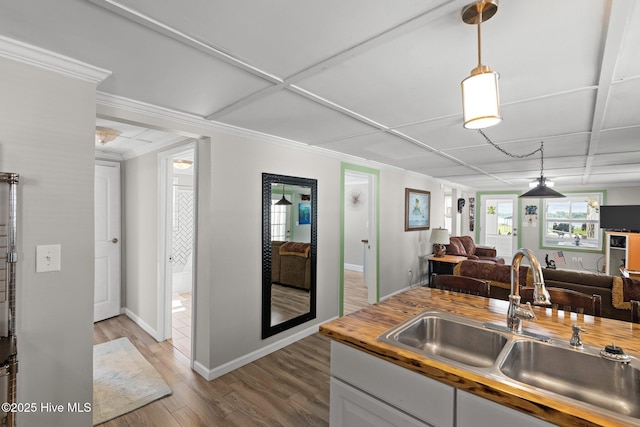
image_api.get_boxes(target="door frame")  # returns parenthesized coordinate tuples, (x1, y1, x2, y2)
(476, 191, 522, 258)
(340, 162, 380, 315)
(158, 141, 197, 357)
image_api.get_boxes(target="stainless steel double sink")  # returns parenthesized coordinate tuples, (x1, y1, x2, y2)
(378, 311, 640, 423)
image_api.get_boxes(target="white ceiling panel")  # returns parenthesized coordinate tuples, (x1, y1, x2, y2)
(489, 1, 605, 98)
(602, 79, 640, 129)
(111, 0, 446, 78)
(216, 90, 375, 143)
(597, 127, 640, 154)
(476, 91, 596, 143)
(298, 16, 467, 126)
(612, 1, 640, 79)
(315, 132, 427, 162)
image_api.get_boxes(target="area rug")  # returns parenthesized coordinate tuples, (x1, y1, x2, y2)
(93, 337, 172, 425)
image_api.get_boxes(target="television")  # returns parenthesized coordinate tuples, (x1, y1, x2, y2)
(599, 205, 640, 232)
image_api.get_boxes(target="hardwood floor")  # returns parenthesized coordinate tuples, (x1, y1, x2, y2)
(271, 284, 310, 325)
(94, 315, 330, 426)
(343, 269, 369, 315)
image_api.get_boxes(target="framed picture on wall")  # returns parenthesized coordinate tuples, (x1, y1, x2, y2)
(405, 188, 430, 231)
(298, 202, 311, 225)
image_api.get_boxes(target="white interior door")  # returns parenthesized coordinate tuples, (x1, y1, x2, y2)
(479, 194, 518, 259)
(94, 161, 121, 322)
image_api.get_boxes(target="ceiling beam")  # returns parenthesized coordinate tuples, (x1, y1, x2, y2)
(582, 0, 633, 184)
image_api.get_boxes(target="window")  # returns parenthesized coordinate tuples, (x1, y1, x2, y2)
(542, 192, 603, 251)
(271, 199, 289, 241)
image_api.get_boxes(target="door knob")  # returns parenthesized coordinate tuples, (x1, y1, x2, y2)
(111, 238, 119, 244)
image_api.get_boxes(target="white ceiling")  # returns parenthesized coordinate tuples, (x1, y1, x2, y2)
(3, 0, 640, 190)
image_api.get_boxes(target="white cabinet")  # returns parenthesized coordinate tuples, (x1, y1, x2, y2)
(330, 342, 557, 427)
(330, 342, 454, 427)
(456, 390, 554, 427)
(331, 378, 432, 427)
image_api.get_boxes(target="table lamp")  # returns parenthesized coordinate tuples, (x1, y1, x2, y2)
(431, 228, 450, 258)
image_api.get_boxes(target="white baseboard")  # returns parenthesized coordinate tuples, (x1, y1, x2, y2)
(194, 323, 321, 381)
(123, 308, 163, 342)
(344, 263, 363, 272)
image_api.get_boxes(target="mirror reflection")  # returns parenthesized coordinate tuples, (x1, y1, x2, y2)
(262, 173, 317, 338)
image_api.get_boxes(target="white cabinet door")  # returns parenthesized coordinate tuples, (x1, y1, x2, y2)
(331, 342, 454, 427)
(331, 378, 432, 427)
(456, 390, 555, 427)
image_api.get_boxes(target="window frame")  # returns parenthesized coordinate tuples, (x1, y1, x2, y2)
(540, 191, 605, 252)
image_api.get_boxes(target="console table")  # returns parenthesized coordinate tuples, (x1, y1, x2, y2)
(424, 254, 467, 287)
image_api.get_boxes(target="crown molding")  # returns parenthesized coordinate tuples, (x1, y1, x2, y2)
(0, 35, 111, 84)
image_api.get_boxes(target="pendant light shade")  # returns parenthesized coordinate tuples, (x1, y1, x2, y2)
(461, 1, 502, 129)
(275, 185, 292, 205)
(519, 142, 565, 198)
(462, 68, 501, 129)
(520, 177, 565, 198)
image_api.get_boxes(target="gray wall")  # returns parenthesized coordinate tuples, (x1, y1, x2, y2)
(0, 57, 96, 426)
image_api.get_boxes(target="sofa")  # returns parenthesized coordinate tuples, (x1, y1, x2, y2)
(444, 236, 505, 264)
(453, 259, 629, 321)
(271, 241, 311, 290)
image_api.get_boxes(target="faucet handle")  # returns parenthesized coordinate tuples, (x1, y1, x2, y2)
(570, 324, 587, 348)
(522, 302, 536, 320)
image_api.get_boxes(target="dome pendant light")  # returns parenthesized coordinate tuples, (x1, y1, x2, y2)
(275, 184, 292, 206)
(520, 142, 565, 198)
(461, 0, 502, 129)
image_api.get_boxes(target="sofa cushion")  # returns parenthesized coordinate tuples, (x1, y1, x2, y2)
(454, 260, 528, 290)
(447, 238, 467, 256)
(458, 236, 476, 256)
(542, 268, 612, 289)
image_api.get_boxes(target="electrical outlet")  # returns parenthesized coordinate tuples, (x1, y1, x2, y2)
(572, 257, 577, 262)
(408, 268, 412, 276)
(577, 257, 582, 263)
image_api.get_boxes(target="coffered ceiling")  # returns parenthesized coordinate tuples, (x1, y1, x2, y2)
(2, 0, 639, 190)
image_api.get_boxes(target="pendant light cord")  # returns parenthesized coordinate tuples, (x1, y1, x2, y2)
(477, 129, 542, 159)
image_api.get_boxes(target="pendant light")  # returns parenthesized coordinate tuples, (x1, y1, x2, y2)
(520, 142, 565, 198)
(461, 0, 501, 129)
(275, 184, 292, 206)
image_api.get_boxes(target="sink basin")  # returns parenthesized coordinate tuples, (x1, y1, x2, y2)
(378, 312, 508, 368)
(500, 340, 640, 418)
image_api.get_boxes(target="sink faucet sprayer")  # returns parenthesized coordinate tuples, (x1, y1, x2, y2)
(507, 248, 551, 333)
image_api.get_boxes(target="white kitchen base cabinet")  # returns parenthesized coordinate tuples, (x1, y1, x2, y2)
(330, 342, 555, 427)
(330, 342, 454, 427)
(330, 378, 433, 427)
(455, 390, 554, 427)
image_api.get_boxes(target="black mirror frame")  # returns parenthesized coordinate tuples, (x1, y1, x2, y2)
(262, 173, 317, 339)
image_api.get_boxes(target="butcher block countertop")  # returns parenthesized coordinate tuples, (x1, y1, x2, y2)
(319, 287, 640, 427)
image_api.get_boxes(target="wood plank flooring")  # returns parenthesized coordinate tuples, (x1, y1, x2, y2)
(343, 269, 369, 315)
(94, 315, 330, 426)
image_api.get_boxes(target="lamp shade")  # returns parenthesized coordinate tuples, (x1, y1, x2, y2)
(462, 70, 502, 129)
(520, 177, 565, 198)
(430, 228, 450, 245)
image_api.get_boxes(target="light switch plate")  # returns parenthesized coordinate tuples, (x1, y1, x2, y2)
(36, 244, 61, 273)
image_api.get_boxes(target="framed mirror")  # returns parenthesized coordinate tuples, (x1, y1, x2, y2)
(262, 173, 317, 339)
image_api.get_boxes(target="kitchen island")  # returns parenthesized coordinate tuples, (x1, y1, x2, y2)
(319, 287, 640, 427)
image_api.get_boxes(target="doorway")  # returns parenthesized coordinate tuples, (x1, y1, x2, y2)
(478, 193, 520, 259)
(341, 163, 379, 316)
(159, 144, 196, 358)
